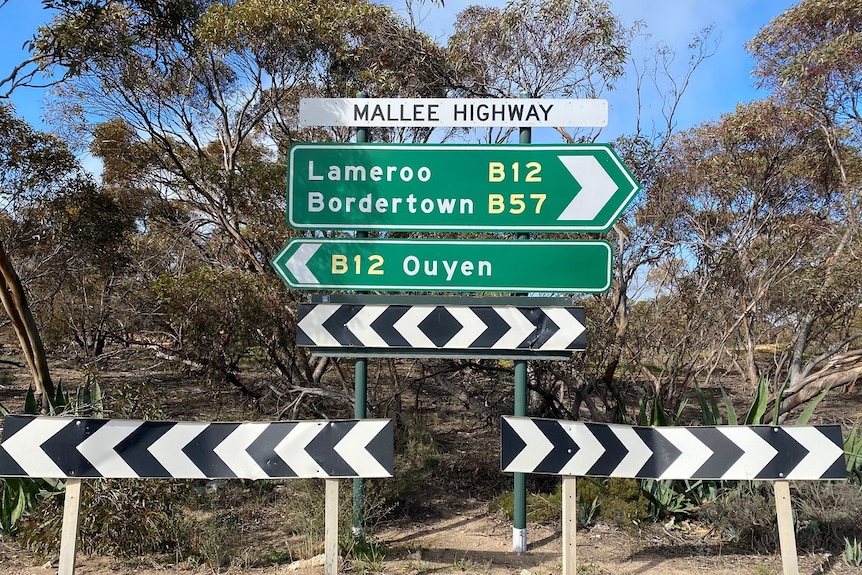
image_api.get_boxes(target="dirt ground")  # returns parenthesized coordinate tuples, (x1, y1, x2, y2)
(0, 500, 857, 575)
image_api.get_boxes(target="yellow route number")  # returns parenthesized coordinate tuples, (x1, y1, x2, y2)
(332, 254, 385, 275)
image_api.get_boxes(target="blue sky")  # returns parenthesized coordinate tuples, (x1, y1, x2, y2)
(1, 0, 797, 140)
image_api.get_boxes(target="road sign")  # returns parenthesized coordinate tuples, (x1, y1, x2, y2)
(297, 303, 586, 354)
(271, 238, 612, 293)
(0, 416, 394, 479)
(287, 143, 639, 233)
(299, 98, 608, 128)
(500, 416, 846, 481)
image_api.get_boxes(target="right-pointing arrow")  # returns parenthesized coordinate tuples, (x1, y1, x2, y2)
(557, 155, 619, 221)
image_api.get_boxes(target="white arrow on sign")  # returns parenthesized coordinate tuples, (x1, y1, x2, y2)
(77, 420, 140, 477)
(213, 423, 269, 479)
(334, 420, 392, 478)
(148, 423, 208, 479)
(286, 242, 320, 285)
(298, 304, 341, 347)
(557, 155, 620, 221)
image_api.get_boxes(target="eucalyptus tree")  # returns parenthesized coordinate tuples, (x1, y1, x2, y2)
(447, 0, 632, 144)
(639, 98, 861, 420)
(0, 102, 95, 410)
(744, 0, 862, 416)
(28, 0, 459, 411)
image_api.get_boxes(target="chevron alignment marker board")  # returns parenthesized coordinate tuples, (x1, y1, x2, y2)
(0, 416, 394, 480)
(298, 303, 586, 355)
(501, 416, 846, 481)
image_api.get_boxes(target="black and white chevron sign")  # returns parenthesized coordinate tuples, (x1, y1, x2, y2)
(501, 416, 846, 481)
(298, 303, 586, 352)
(0, 416, 393, 480)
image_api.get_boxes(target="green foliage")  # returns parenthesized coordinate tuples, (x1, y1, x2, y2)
(845, 424, 862, 483)
(0, 479, 44, 533)
(700, 481, 862, 553)
(843, 537, 862, 567)
(344, 537, 386, 573)
(16, 479, 190, 559)
(73, 372, 103, 417)
(367, 416, 441, 517)
(744, 376, 770, 425)
(574, 478, 651, 528)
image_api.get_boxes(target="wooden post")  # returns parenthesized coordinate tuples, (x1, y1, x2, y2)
(58, 478, 83, 575)
(774, 480, 799, 575)
(562, 476, 577, 575)
(324, 479, 339, 575)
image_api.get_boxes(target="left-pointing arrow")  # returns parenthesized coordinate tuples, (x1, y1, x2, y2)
(286, 242, 320, 284)
(2, 417, 69, 477)
(77, 420, 141, 477)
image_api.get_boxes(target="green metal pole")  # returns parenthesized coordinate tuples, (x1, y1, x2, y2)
(353, 92, 369, 538)
(513, 98, 531, 553)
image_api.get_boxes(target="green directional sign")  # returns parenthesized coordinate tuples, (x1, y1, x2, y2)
(288, 144, 639, 233)
(271, 238, 612, 293)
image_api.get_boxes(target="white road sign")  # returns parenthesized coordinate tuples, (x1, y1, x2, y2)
(299, 98, 608, 128)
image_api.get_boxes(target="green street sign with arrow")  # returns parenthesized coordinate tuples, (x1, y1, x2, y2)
(271, 238, 612, 293)
(287, 144, 640, 233)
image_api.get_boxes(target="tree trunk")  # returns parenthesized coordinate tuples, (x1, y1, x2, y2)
(0, 242, 55, 413)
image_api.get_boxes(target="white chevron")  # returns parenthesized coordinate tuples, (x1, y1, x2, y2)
(213, 423, 270, 479)
(539, 308, 586, 350)
(718, 427, 778, 479)
(608, 425, 652, 477)
(393, 306, 437, 348)
(503, 417, 553, 473)
(557, 155, 619, 221)
(655, 428, 713, 480)
(558, 422, 605, 475)
(445, 307, 487, 348)
(334, 421, 392, 478)
(298, 304, 341, 347)
(274, 422, 327, 477)
(493, 307, 537, 349)
(345, 305, 389, 347)
(783, 427, 845, 480)
(1, 417, 69, 477)
(286, 242, 320, 285)
(148, 423, 208, 478)
(77, 420, 141, 478)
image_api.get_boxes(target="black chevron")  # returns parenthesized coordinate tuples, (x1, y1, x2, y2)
(41, 419, 106, 477)
(183, 423, 240, 478)
(115, 421, 174, 477)
(500, 417, 527, 470)
(689, 427, 745, 479)
(305, 421, 357, 477)
(519, 308, 558, 349)
(246, 422, 299, 477)
(633, 427, 682, 478)
(584, 423, 626, 476)
(753, 427, 807, 480)
(469, 307, 511, 347)
(366, 420, 396, 476)
(534, 420, 580, 473)
(323, 305, 363, 346)
(370, 305, 411, 346)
